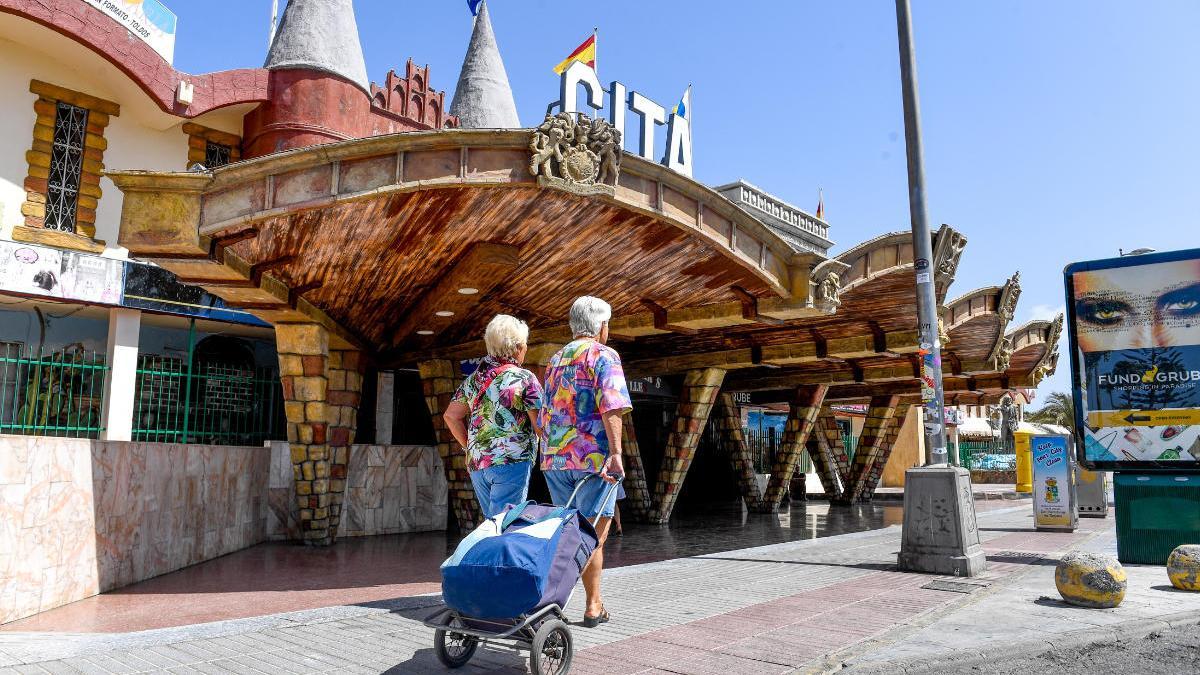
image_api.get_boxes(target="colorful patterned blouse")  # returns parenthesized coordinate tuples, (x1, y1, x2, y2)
(452, 356, 544, 472)
(540, 338, 633, 472)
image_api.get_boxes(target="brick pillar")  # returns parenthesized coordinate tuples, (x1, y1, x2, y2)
(757, 385, 828, 512)
(838, 395, 900, 504)
(805, 433, 843, 501)
(619, 412, 653, 522)
(325, 348, 364, 540)
(276, 323, 334, 545)
(418, 359, 480, 530)
(649, 368, 726, 524)
(856, 402, 913, 502)
(816, 409, 853, 484)
(714, 393, 764, 510)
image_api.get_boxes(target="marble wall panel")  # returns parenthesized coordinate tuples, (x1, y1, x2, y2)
(0, 436, 99, 625)
(1, 436, 271, 625)
(267, 443, 446, 540)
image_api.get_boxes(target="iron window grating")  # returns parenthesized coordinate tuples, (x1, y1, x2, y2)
(205, 141, 232, 168)
(45, 101, 89, 233)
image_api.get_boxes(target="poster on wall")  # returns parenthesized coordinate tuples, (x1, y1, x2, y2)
(1065, 247, 1200, 471)
(0, 241, 124, 304)
(80, 0, 177, 64)
(1031, 434, 1076, 531)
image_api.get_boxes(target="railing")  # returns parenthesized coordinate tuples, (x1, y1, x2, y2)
(958, 438, 1016, 471)
(0, 343, 108, 438)
(132, 355, 285, 446)
(744, 428, 813, 475)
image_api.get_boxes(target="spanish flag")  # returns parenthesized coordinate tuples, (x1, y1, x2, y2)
(815, 189, 825, 220)
(554, 32, 597, 75)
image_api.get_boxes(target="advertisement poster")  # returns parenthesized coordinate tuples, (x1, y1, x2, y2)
(0, 241, 124, 304)
(80, 0, 177, 64)
(1031, 434, 1076, 530)
(1065, 248, 1200, 471)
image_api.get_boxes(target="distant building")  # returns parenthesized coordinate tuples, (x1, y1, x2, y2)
(714, 179, 834, 255)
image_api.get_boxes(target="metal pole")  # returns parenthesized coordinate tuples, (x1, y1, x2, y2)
(895, 0, 948, 466)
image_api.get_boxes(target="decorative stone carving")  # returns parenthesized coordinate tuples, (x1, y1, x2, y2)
(529, 112, 621, 196)
(997, 272, 1022, 324)
(817, 271, 842, 312)
(993, 336, 1014, 371)
(938, 316, 950, 348)
(1031, 313, 1065, 383)
(931, 225, 967, 298)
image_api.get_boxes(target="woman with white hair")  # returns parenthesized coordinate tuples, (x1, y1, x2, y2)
(540, 296, 632, 627)
(444, 314, 544, 518)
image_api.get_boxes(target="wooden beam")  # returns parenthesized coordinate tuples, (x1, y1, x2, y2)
(288, 280, 323, 307)
(249, 254, 297, 285)
(641, 299, 698, 335)
(209, 227, 259, 263)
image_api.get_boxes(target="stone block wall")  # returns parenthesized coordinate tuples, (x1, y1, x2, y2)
(267, 443, 446, 540)
(0, 435, 270, 625)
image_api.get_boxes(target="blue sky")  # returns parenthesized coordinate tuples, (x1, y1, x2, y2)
(169, 1, 1200, 404)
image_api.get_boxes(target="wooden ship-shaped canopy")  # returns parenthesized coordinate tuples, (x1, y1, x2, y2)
(108, 119, 1061, 529)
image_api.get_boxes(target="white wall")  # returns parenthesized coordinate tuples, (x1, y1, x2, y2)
(0, 14, 247, 259)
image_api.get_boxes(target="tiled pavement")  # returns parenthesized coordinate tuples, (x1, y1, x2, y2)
(3, 502, 1183, 675)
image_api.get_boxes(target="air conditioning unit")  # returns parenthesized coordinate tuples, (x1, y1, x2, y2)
(1115, 473, 1200, 564)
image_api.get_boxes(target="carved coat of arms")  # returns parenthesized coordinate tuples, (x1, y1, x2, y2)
(529, 112, 621, 195)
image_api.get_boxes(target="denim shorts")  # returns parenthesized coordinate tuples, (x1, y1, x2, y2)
(469, 461, 533, 518)
(544, 469, 625, 520)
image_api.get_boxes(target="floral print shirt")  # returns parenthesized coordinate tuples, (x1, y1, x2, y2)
(452, 356, 544, 472)
(540, 338, 633, 472)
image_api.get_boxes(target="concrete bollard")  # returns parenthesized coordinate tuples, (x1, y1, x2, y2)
(1055, 551, 1127, 608)
(1167, 545, 1200, 591)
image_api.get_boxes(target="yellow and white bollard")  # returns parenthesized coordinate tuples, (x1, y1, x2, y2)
(1167, 545, 1200, 591)
(1055, 551, 1126, 608)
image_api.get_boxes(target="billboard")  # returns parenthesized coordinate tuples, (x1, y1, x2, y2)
(80, 0, 177, 64)
(1065, 248, 1200, 471)
(0, 240, 124, 304)
(1031, 434, 1077, 531)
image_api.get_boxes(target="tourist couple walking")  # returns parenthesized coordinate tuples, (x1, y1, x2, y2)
(442, 296, 629, 628)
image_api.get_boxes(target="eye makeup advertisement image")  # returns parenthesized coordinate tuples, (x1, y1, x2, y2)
(1065, 248, 1200, 470)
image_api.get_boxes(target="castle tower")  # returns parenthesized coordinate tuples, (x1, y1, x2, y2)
(243, 0, 373, 158)
(449, 0, 520, 129)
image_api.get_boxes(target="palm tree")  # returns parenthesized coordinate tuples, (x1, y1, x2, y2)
(1026, 391, 1075, 432)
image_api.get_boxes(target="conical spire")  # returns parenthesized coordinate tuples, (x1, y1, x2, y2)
(265, 0, 370, 95)
(449, 0, 520, 129)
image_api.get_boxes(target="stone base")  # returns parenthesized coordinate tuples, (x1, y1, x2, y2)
(898, 465, 987, 577)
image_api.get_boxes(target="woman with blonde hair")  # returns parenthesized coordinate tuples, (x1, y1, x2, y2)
(444, 314, 544, 517)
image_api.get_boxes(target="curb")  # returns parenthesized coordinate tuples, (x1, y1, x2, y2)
(836, 611, 1200, 673)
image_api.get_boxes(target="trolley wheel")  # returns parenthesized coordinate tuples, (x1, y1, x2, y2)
(530, 619, 573, 675)
(434, 616, 478, 668)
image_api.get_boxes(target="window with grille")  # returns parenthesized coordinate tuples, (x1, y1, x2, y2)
(205, 141, 232, 168)
(45, 101, 89, 233)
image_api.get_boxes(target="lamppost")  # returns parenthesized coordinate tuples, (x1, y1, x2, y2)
(894, 0, 986, 576)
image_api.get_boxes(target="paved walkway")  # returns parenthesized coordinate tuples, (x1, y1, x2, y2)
(2, 501, 1196, 674)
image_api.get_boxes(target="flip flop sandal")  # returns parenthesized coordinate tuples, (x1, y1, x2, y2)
(582, 608, 610, 628)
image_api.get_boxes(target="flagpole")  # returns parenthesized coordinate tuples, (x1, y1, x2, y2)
(268, 0, 279, 49)
(593, 27, 599, 74)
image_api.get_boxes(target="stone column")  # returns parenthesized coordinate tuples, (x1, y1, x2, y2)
(619, 412, 653, 522)
(714, 393, 764, 511)
(100, 307, 141, 442)
(649, 368, 726, 524)
(838, 395, 900, 504)
(275, 323, 334, 545)
(417, 359, 480, 530)
(816, 409, 853, 484)
(325, 348, 364, 539)
(856, 402, 914, 502)
(805, 433, 844, 502)
(758, 385, 828, 512)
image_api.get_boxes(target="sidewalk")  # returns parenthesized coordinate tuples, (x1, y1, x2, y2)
(2, 501, 1196, 674)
